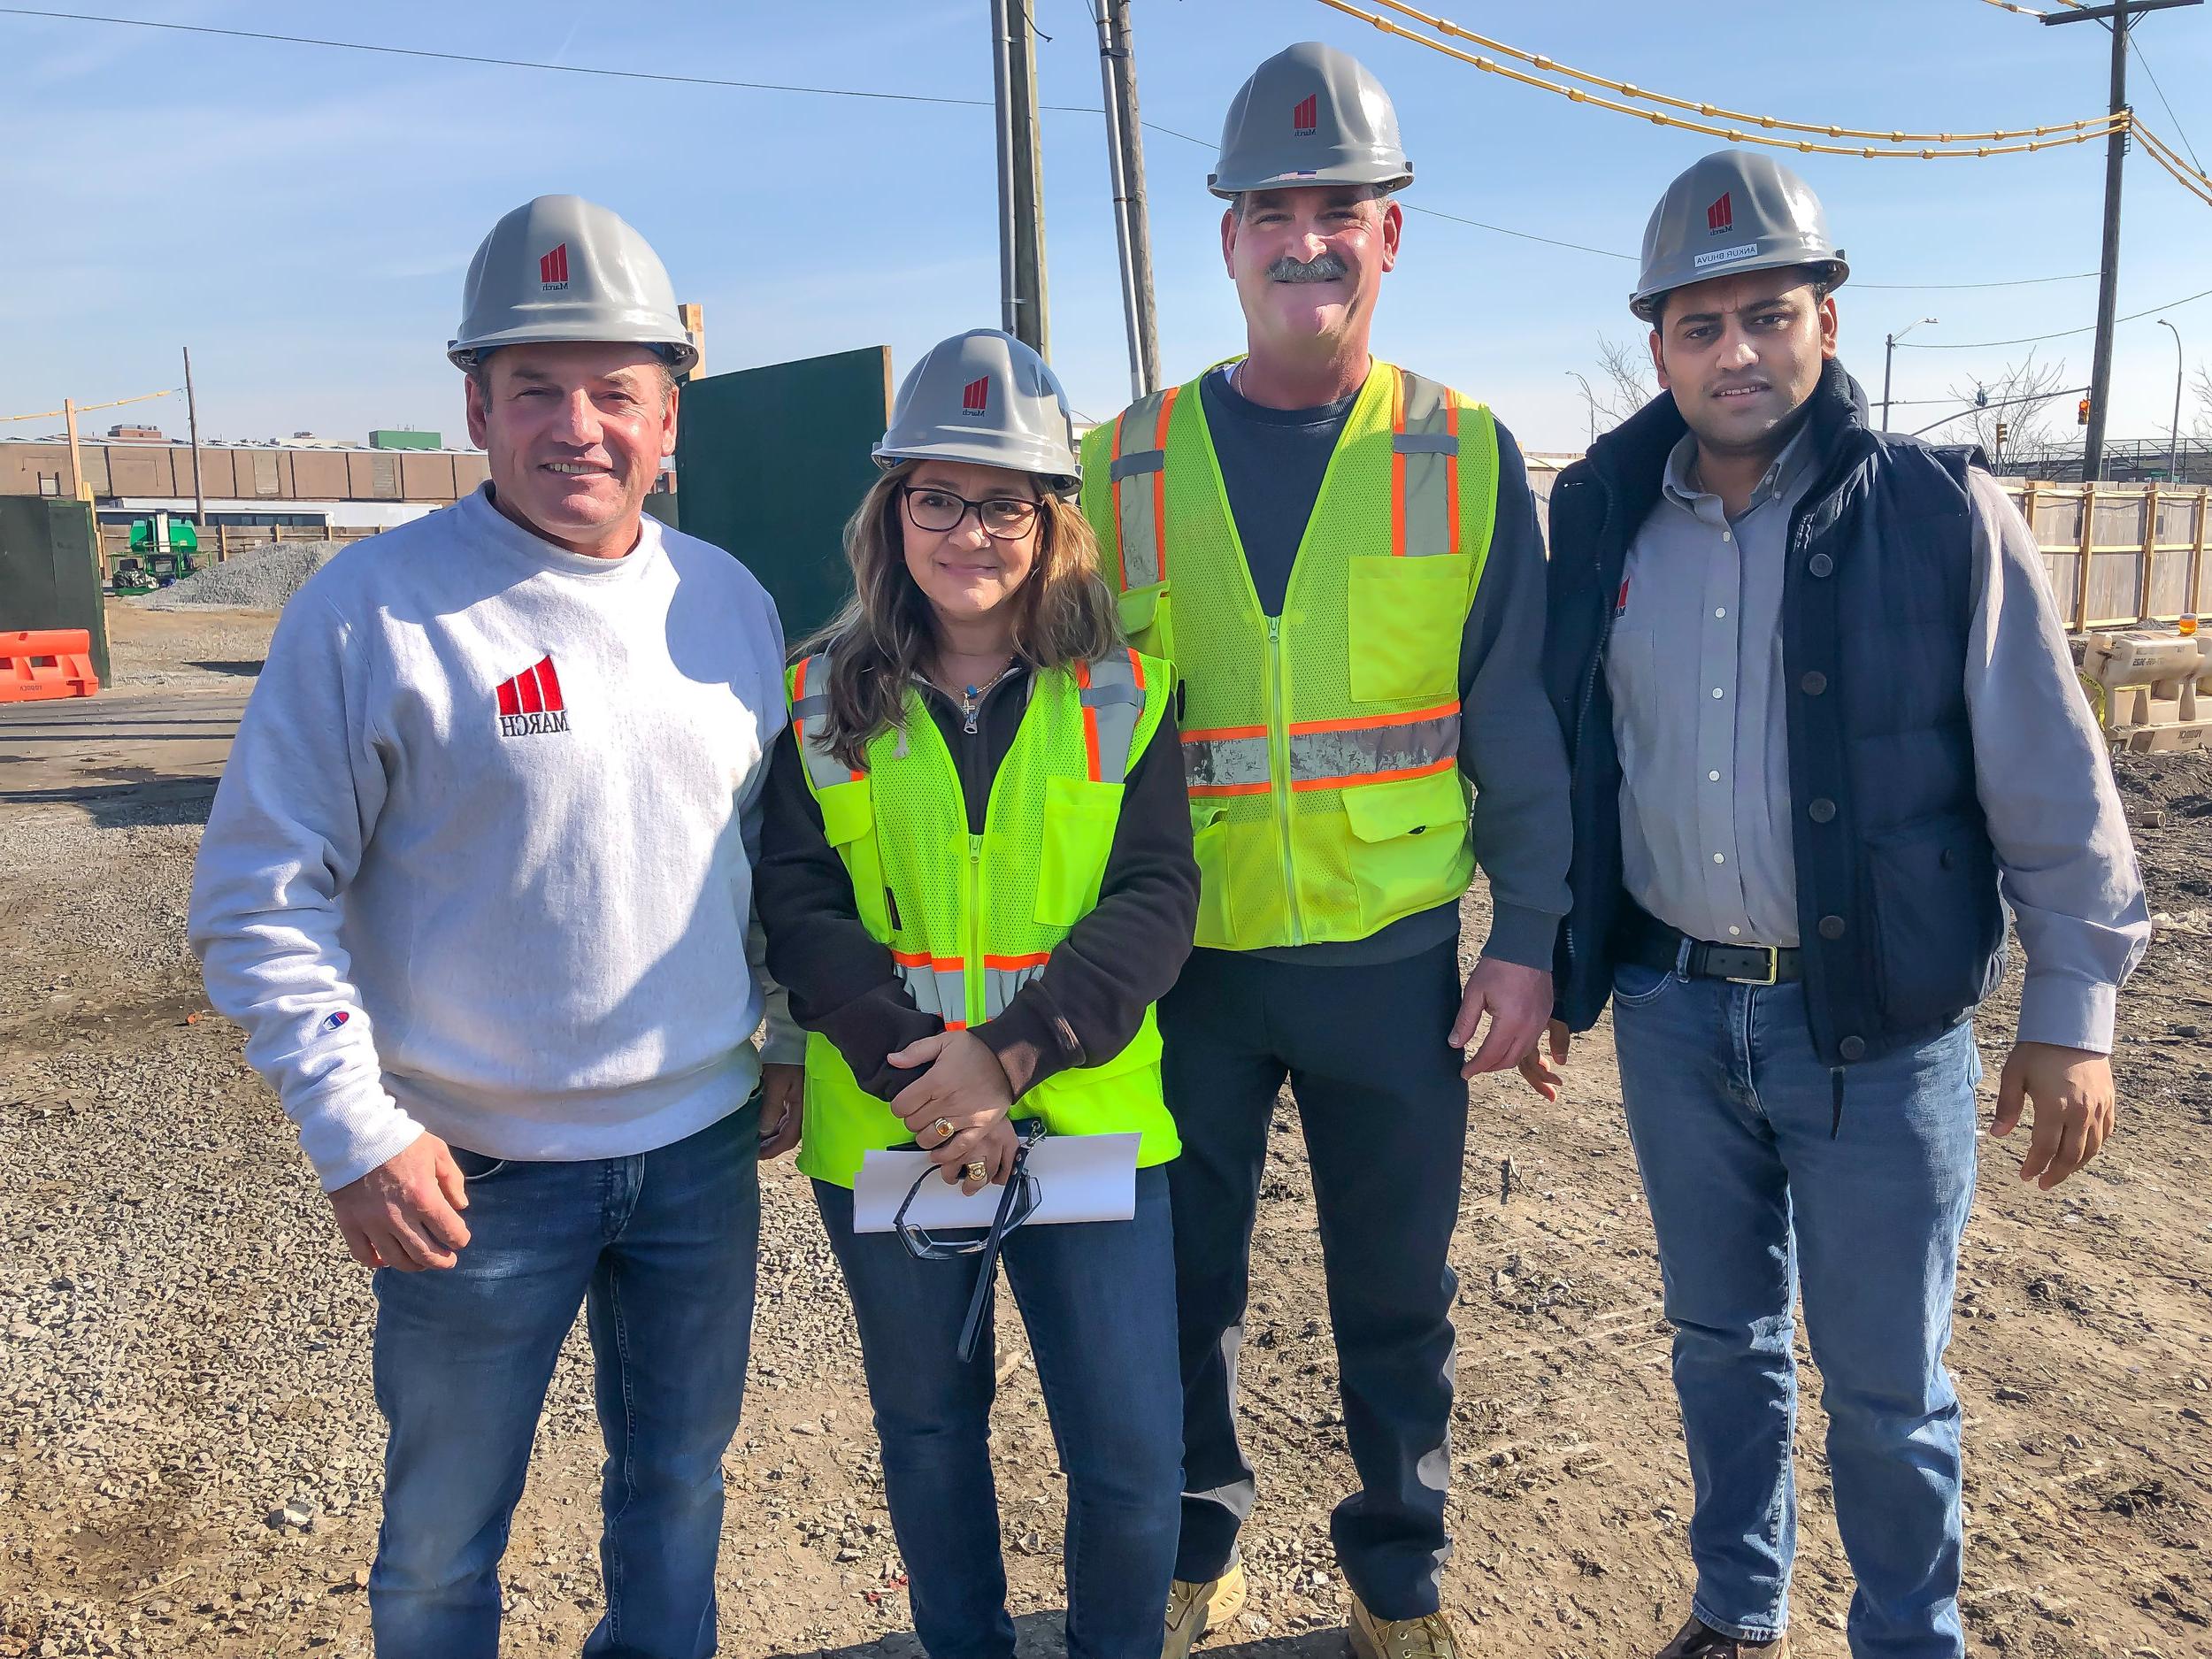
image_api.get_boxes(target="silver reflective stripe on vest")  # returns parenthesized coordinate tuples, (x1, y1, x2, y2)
(1079, 650, 1145, 785)
(1394, 370, 1459, 559)
(983, 961, 1048, 1016)
(1286, 705, 1460, 791)
(895, 957, 970, 1029)
(792, 651, 856, 789)
(1110, 388, 1176, 589)
(1183, 730, 1271, 797)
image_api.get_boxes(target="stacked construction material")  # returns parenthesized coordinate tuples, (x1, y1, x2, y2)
(134, 540, 344, 612)
(2078, 629, 2208, 754)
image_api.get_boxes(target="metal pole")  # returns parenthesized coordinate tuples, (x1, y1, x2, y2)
(64, 396, 86, 503)
(183, 346, 207, 528)
(988, 0, 1021, 342)
(1096, 0, 1158, 396)
(2085, 0, 2131, 482)
(1882, 334, 1896, 433)
(2160, 319, 2183, 481)
(1008, 2, 1050, 358)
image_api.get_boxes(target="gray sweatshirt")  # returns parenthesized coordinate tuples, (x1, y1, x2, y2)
(188, 486, 787, 1188)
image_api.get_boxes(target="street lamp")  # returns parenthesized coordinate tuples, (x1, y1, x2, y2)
(1881, 318, 1938, 433)
(2159, 319, 2184, 483)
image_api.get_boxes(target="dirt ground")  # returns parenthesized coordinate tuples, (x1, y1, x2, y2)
(2, 603, 2208, 1659)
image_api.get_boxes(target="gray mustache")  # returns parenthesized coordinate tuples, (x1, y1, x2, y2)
(1265, 252, 1348, 284)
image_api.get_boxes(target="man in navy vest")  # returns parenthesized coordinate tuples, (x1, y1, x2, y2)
(1528, 150, 2148, 1659)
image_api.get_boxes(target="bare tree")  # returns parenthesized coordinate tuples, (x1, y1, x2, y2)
(1569, 336, 1659, 441)
(2189, 364, 2212, 449)
(1937, 353, 2070, 459)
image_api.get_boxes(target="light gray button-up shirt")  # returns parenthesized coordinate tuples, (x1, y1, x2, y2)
(1607, 427, 2149, 1051)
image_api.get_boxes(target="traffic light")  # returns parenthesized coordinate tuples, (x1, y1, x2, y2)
(1995, 420, 2009, 447)
(2078, 397, 2092, 426)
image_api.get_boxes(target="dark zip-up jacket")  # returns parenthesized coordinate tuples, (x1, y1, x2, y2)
(757, 662, 1198, 1102)
(1546, 360, 2005, 1068)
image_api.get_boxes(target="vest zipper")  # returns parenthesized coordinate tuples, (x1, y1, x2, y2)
(967, 832, 985, 1028)
(1267, 614, 1303, 945)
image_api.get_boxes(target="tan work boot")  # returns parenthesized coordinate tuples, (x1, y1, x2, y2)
(1348, 1588, 1459, 1659)
(1162, 1559, 1246, 1659)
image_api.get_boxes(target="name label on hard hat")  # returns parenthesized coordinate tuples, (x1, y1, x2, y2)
(1693, 241, 1760, 272)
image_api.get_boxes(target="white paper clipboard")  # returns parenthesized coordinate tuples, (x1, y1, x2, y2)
(851, 1132, 1141, 1234)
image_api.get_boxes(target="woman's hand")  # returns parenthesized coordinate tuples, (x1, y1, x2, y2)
(889, 1030, 1015, 1175)
(757, 1063, 805, 1160)
(949, 1114, 1021, 1194)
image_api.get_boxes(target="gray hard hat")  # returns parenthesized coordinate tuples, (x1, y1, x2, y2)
(874, 330, 1082, 497)
(1631, 150, 1848, 321)
(1209, 41, 1412, 200)
(448, 195, 698, 373)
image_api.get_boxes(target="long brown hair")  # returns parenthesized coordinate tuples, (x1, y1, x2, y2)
(800, 460, 1123, 771)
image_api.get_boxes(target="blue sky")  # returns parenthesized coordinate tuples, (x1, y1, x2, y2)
(3, 0, 2208, 453)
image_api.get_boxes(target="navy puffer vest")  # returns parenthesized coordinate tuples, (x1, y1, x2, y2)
(1546, 361, 2004, 1068)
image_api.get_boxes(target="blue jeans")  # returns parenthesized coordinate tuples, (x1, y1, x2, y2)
(369, 1102, 760, 1658)
(1611, 964, 1980, 1659)
(814, 1166, 1183, 1659)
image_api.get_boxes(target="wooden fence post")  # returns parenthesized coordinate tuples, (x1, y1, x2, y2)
(2075, 480, 2096, 632)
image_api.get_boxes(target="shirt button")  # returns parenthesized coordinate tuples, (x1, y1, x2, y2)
(1727, 926, 1742, 937)
(1809, 797, 1837, 823)
(1712, 687, 1726, 699)
(1809, 553, 1835, 579)
(1715, 607, 1727, 618)
(1713, 852, 1726, 864)
(1721, 531, 1732, 543)
(1708, 770, 1721, 782)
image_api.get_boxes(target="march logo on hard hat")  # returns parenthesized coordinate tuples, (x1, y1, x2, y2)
(1706, 193, 1733, 235)
(960, 377, 991, 418)
(538, 243, 571, 291)
(1292, 94, 1318, 136)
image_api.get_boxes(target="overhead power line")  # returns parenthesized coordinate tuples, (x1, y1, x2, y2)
(1317, 0, 2123, 156)
(1362, 0, 2111, 142)
(2128, 36, 2204, 172)
(0, 5, 2132, 289)
(1895, 281, 2212, 349)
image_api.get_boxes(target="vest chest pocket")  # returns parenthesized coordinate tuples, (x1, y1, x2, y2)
(1116, 581, 1174, 667)
(816, 778, 892, 941)
(1348, 557, 1473, 703)
(1340, 764, 1471, 932)
(1035, 776, 1125, 927)
(1190, 803, 1233, 947)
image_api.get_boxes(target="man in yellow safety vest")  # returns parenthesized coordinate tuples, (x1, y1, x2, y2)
(1080, 41, 1572, 1659)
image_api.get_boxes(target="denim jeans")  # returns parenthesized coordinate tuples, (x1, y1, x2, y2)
(369, 1101, 760, 1658)
(814, 1166, 1182, 1659)
(1610, 962, 1980, 1659)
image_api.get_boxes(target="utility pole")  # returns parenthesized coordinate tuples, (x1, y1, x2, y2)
(2043, 0, 2201, 480)
(63, 397, 87, 503)
(1882, 318, 1938, 432)
(989, 0, 1050, 357)
(182, 347, 207, 528)
(1094, 0, 1159, 398)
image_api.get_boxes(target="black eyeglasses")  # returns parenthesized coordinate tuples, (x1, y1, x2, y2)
(893, 1119, 1048, 1362)
(900, 484, 1041, 541)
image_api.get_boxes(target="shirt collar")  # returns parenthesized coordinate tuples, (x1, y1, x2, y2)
(1661, 421, 1818, 519)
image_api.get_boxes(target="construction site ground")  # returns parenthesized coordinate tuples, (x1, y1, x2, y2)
(3, 600, 2209, 1659)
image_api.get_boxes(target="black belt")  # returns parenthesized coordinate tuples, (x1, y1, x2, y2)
(1620, 908, 1803, 986)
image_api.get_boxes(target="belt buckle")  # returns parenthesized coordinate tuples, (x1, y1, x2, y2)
(1725, 945, 1780, 987)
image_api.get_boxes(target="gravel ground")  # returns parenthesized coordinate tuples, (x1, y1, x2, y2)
(4, 615, 2209, 1659)
(134, 543, 342, 615)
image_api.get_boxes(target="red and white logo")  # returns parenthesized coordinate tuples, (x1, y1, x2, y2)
(1706, 193, 1733, 234)
(539, 243, 571, 288)
(960, 376, 991, 416)
(495, 655, 570, 737)
(1292, 93, 1318, 135)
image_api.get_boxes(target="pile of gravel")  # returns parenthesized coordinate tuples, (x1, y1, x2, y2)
(134, 540, 344, 611)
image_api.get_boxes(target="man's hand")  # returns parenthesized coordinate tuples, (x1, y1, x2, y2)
(1450, 958, 1555, 1079)
(1993, 1041, 2116, 1190)
(1517, 1020, 1571, 1102)
(758, 1063, 805, 1161)
(888, 1030, 1015, 1173)
(328, 1133, 471, 1271)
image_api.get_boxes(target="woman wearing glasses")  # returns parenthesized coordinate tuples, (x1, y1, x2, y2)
(757, 328, 1198, 1659)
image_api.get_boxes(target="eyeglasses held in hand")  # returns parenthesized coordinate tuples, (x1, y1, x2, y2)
(900, 485, 1041, 541)
(891, 1120, 1048, 1363)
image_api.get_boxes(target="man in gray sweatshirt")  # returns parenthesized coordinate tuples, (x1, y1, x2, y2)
(188, 196, 793, 1658)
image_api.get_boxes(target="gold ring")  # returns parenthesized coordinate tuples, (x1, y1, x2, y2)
(964, 1160, 989, 1184)
(930, 1118, 955, 1145)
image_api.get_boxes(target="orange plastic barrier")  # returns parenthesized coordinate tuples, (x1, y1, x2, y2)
(0, 629, 100, 703)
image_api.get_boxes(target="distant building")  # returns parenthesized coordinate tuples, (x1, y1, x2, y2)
(370, 429, 443, 451)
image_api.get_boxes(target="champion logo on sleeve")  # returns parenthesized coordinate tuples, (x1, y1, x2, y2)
(495, 655, 571, 737)
(319, 1010, 350, 1034)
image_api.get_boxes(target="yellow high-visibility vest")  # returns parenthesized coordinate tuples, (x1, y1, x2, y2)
(784, 648, 1180, 1187)
(1079, 360, 1499, 950)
